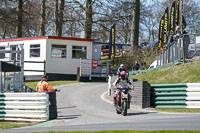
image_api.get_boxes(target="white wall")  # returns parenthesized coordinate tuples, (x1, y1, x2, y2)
(0, 38, 93, 76)
(46, 39, 93, 75)
(0, 39, 47, 76)
(23, 39, 47, 75)
(196, 36, 200, 44)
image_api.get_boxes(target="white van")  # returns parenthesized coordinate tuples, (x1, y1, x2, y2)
(148, 60, 158, 69)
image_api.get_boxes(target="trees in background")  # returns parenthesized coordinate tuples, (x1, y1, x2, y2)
(40, 0, 46, 36)
(16, 0, 23, 38)
(55, 0, 65, 37)
(0, 0, 199, 47)
(130, 0, 140, 48)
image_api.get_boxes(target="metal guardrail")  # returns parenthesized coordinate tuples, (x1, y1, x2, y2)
(151, 83, 200, 108)
(0, 93, 49, 122)
(157, 33, 200, 66)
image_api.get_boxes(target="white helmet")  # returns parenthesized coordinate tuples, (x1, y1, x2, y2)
(120, 64, 124, 67)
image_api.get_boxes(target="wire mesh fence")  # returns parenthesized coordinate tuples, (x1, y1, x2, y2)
(0, 44, 24, 93)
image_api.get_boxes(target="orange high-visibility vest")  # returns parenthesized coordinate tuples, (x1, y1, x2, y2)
(36, 81, 55, 92)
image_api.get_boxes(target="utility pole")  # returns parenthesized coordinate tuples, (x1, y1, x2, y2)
(179, 0, 185, 63)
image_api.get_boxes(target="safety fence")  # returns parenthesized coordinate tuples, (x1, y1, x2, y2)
(157, 33, 200, 66)
(80, 58, 109, 81)
(128, 60, 180, 77)
(0, 93, 49, 122)
(151, 83, 200, 108)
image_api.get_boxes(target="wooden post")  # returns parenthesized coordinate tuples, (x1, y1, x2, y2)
(77, 67, 80, 81)
(44, 60, 46, 75)
(108, 75, 111, 96)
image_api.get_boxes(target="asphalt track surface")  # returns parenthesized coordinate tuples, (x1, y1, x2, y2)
(1, 82, 200, 132)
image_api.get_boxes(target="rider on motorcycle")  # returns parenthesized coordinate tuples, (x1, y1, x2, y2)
(116, 64, 127, 77)
(113, 71, 133, 109)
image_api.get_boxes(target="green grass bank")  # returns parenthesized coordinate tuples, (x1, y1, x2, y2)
(38, 130, 200, 133)
(25, 80, 79, 90)
(130, 61, 200, 84)
(0, 122, 32, 129)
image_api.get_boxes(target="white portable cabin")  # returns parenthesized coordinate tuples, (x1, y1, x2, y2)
(0, 36, 93, 81)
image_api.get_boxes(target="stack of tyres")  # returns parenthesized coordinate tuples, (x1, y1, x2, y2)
(48, 91, 57, 120)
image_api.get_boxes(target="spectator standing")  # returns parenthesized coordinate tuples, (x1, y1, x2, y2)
(183, 30, 190, 59)
(174, 26, 190, 59)
(174, 26, 181, 40)
(132, 61, 140, 71)
(166, 31, 174, 48)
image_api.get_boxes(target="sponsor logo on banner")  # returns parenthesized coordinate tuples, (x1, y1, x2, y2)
(92, 59, 98, 69)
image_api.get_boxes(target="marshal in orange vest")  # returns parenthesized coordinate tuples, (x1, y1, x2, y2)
(36, 75, 55, 92)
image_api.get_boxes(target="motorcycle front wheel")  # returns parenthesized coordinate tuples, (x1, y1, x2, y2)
(121, 100, 127, 116)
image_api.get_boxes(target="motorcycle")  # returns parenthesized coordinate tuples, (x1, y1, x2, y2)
(113, 87, 131, 116)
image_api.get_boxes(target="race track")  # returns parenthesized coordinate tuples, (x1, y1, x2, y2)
(1, 82, 200, 132)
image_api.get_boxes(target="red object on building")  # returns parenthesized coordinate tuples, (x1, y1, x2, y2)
(92, 59, 98, 69)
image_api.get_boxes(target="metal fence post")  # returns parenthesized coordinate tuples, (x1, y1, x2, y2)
(106, 61, 109, 82)
(175, 42, 178, 61)
(157, 56, 159, 66)
(166, 50, 167, 64)
(168, 45, 170, 63)
(172, 43, 174, 62)
(181, 38, 185, 63)
(89, 59, 92, 81)
(159, 54, 161, 66)
(20, 46, 24, 92)
(178, 39, 181, 60)
(80, 58, 82, 77)
(162, 50, 164, 66)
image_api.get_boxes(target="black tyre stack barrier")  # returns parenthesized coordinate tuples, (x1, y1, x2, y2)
(47, 91, 57, 120)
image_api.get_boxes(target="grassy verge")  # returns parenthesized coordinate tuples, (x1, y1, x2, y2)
(130, 61, 200, 84)
(0, 122, 32, 129)
(25, 80, 79, 90)
(38, 130, 200, 133)
(153, 108, 200, 113)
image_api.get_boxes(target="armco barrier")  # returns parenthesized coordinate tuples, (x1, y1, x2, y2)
(151, 83, 200, 108)
(0, 93, 49, 122)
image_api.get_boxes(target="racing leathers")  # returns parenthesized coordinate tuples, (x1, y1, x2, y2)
(113, 77, 132, 109)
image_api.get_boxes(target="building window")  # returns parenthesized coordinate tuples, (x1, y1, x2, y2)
(72, 46, 87, 59)
(51, 44, 67, 58)
(30, 44, 40, 57)
(10, 45, 20, 60)
(0, 46, 5, 59)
